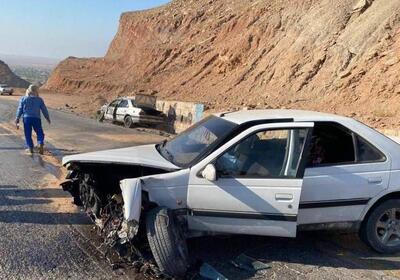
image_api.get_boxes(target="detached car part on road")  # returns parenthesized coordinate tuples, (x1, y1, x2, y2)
(61, 109, 400, 277)
(0, 84, 13, 95)
(98, 95, 166, 128)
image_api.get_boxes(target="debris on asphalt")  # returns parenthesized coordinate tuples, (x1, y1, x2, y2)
(230, 254, 271, 273)
(199, 263, 228, 280)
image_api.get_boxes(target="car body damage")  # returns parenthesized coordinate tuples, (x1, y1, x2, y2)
(62, 144, 179, 170)
(60, 110, 400, 278)
(61, 146, 179, 268)
(120, 178, 142, 222)
(98, 96, 167, 129)
(120, 169, 190, 221)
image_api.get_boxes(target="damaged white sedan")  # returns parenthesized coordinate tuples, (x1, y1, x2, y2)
(61, 109, 400, 277)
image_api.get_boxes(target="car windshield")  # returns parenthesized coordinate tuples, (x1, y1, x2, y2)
(157, 115, 237, 168)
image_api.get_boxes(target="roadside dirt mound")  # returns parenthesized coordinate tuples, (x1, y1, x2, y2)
(0, 60, 30, 88)
(44, 0, 400, 129)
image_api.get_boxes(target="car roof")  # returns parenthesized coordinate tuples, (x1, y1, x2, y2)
(216, 109, 350, 124)
(214, 109, 400, 169)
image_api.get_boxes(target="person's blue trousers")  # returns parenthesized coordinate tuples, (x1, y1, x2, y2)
(23, 117, 45, 149)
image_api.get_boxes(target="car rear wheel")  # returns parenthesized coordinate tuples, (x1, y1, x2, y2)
(124, 116, 134, 128)
(146, 207, 189, 278)
(361, 199, 400, 253)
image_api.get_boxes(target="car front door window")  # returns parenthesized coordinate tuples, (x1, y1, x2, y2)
(215, 128, 308, 178)
(104, 100, 120, 120)
(107, 100, 120, 113)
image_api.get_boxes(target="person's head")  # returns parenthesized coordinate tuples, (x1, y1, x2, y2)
(26, 84, 39, 97)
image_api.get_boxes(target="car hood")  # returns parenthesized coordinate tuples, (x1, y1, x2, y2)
(62, 144, 180, 170)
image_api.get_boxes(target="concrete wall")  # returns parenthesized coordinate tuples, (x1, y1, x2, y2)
(156, 100, 204, 133)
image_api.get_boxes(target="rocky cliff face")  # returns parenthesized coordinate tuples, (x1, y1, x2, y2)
(44, 0, 400, 128)
(0, 60, 29, 88)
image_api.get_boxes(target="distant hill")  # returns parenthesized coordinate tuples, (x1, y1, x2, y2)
(0, 54, 60, 69)
(0, 60, 30, 88)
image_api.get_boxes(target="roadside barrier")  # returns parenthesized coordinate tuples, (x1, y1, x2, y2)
(156, 100, 204, 133)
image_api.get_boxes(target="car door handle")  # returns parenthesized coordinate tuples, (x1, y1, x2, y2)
(368, 177, 383, 184)
(275, 193, 293, 201)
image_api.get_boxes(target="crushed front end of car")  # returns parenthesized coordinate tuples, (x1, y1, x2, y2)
(60, 163, 172, 272)
(59, 144, 186, 275)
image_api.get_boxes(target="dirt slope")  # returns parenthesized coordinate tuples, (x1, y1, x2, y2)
(44, 0, 400, 129)
(0, 60, 30, 88)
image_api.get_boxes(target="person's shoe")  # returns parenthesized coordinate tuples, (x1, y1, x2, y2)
(25, 148, 33, 155)
(38, 144, 44, 155)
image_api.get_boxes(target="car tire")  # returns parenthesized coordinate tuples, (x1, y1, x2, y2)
(146, 207, 189, 278)
(124, 116, 134, 128)
(361, 199, 400, 254)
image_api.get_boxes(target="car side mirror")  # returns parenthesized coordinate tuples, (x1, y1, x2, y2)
(202, 164, 217, 181)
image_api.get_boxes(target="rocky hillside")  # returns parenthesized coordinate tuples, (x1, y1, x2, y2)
(0, 60, 30, 88)
(44, 0, 400, 128)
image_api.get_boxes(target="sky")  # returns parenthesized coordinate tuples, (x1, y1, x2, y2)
(0, 0, 170, 59)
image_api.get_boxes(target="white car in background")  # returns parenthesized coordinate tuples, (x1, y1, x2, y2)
(62, 109, 400, 277)
(0, 84, 13, 95)
(98, 95, 166, 128)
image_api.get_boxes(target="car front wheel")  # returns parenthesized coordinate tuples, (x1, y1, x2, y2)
(146, 207, 189, 278)
(362, 199, 400, 254)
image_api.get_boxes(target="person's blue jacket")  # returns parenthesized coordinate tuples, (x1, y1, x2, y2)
(16, 96, 50, 122)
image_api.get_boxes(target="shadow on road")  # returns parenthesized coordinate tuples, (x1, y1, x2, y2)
(0, 196, 52, 206)
(0, 185, 91, 225)
(0, 210, 92, 225)
(0, 146, 25, 151)
(188, 232, 400, 279)
(0, 185, 18, 189)
(0, 185, 69, 198)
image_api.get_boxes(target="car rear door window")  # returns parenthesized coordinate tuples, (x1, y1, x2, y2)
(215, 128, 308, 178)
(307, 122, 386, 167)
(308, 123, 355, 166)
(119, 100, 129, 108)
(355, 135, 385, 162)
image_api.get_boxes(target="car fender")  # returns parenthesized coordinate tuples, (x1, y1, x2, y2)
(144, 169, 190, 209)
(359, 177, 400, 221)
(119, 169, 190, 222)
(359, 162, 399, 221)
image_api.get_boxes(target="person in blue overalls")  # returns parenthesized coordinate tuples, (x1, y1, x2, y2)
(15, 85, 51, 155)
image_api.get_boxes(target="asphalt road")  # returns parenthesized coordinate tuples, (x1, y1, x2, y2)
(0, 126, 135, 279)
(0, 98, 165, 156)
(1, 97, 400, 279)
